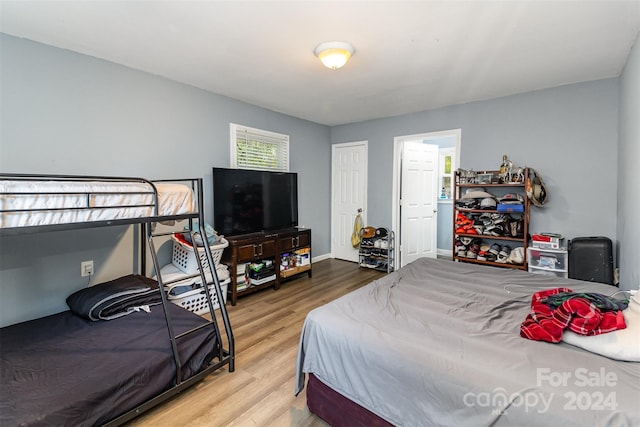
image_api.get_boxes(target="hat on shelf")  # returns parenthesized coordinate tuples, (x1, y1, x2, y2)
(375, 228, 388, 238)
(361, 226, 376, 239)
(461, 188, 495, 199)
(499, 193, 524, 204)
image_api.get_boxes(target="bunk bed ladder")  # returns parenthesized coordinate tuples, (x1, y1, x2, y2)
(192, 182, 235, 373)
(190, 218, 236, 372)
(146, 229, 185, 384)
(145, 223, 235, 386)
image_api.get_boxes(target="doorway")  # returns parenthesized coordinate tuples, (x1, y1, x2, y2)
(392, 129, 461, 268)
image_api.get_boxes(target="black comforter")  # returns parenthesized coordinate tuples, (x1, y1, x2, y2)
(0, 303, 217, 426)
(65, 274, 162, 321)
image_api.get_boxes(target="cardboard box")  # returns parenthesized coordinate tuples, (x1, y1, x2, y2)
(531, 234, 562, 249)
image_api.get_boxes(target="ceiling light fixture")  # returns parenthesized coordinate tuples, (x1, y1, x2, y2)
(314, 42, 354, 70)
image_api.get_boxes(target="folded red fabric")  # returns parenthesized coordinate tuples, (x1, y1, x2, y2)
(174, 232, 192, 247)
(520, 287, 626, 343)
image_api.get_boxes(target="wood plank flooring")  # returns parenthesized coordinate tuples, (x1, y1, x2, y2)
(128, 258, 385, 427)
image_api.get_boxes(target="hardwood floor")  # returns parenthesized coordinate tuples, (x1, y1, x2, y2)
(128, 258, 385, 427)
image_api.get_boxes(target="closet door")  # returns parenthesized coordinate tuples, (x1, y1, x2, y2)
(331, 141, 368, 263)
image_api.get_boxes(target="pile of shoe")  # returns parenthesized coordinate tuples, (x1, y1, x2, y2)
(455, 212, 524, 238)
(360, 227, 391, 270)
(455, 237, 525, 265)
(370, 228, 389, 257)
(485, 244, 525, 264)
(454, 236, 482, 259)
(455, 212, 477, 235)
(476, 244, 496, 262)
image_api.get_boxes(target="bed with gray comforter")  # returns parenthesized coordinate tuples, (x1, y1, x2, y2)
(295, 257, 640, 426)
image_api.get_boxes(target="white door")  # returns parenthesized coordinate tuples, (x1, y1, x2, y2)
(331, 141, 368, 262)
(400, 141, 439, 266)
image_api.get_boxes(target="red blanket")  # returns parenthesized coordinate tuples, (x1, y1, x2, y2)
(520, 287, 626, 343)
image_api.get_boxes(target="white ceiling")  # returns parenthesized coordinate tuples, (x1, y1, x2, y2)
(1, 1, 639, 126)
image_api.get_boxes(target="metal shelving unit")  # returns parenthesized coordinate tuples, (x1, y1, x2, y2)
(359, 227, 394, 273)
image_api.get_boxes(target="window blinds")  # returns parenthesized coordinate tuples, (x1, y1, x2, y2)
(231, 123, 289, 172)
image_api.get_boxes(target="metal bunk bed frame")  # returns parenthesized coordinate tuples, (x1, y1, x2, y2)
(0, 173, 235, 426)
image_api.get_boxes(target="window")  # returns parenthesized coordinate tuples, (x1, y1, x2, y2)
(439, 147, 455, 200)
(230, 123, 289, 171)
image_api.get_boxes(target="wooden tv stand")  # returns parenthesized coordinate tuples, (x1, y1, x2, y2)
(222, 228, 312, 305)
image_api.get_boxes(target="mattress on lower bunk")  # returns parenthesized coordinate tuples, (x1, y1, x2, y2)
(0, 302, 217, 427)
(0, 180, 195, 228)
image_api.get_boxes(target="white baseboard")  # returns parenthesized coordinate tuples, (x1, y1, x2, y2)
(437, 248, 452, 258)
(317, 250, 452, 264)
(313, 251, 462, 263)
(312, 253, 331, 263)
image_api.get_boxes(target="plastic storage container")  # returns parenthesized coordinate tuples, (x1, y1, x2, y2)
(527, 247, 568, 278)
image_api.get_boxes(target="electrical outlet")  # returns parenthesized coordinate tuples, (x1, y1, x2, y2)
(81, 260, 94, 277)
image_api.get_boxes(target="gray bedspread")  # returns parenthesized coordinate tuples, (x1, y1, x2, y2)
(295, 258, 640, 426)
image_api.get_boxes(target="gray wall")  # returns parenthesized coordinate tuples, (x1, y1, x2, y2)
(0, 34, 331, 326)
(1, 31, 636, 327)
(436, 203, 453, 252)
(331, 79, 620, 269)
(617, 31, 640, 290)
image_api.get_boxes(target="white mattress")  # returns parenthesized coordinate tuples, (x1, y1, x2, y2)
(0, 180, 196, 228)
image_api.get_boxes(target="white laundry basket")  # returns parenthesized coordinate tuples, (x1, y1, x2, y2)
(171, 235, 228, 274)
(168, 279, 229, 315)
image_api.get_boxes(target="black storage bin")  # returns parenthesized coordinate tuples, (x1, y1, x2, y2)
(568, 236, 615, 286)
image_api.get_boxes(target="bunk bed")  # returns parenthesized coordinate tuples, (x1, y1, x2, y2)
(0, 173, 235, 426)
(295, 257, 640, 427)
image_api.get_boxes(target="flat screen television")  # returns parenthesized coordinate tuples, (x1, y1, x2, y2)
(212, 167, 299, 236)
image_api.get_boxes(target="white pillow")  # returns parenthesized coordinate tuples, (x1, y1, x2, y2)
(562, 291, 640, 362)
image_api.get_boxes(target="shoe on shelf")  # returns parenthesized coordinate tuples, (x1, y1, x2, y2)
(489, 243, 501, 256)
(454, 239, 467, 256)
(455, 227, 468, 234)
(477, 244, 491, 261)
(485, 224, 504, 236)
(507, 247, 525, 264)
(495, 245, 511, 263)
(468, 241, 480, 257)
(499, 245, 511, 258)
(460, 237, 474, 246)
(456, 212, 472, 225)
(491, 213, 507, 224)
